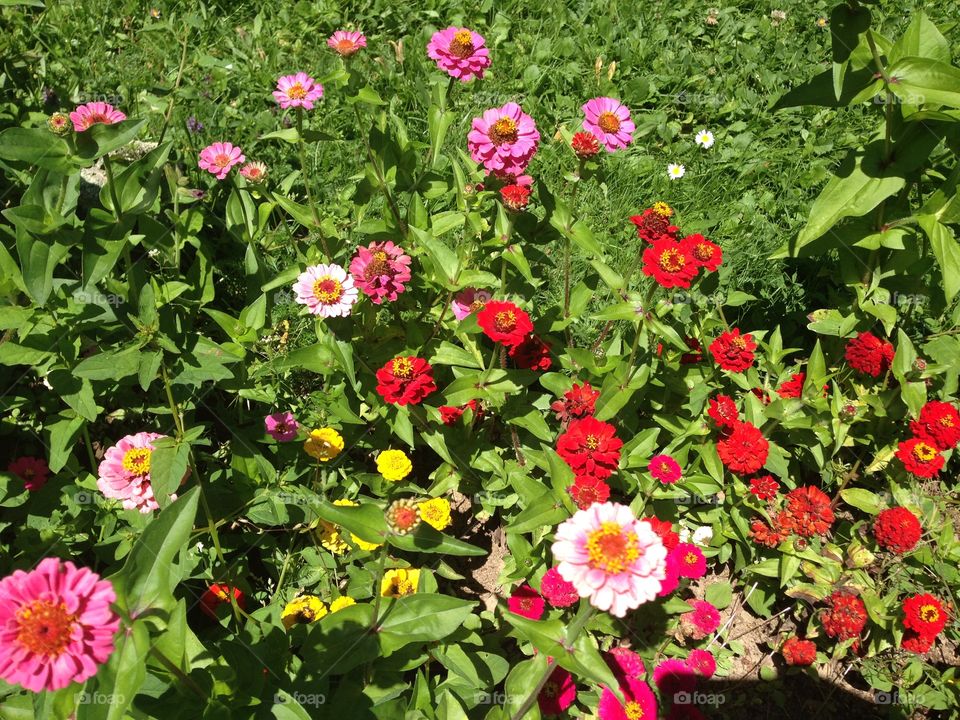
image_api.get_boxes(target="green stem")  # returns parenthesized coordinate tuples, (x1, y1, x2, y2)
(296, 109, 331, 259)
(368, 543, 390, 629)
(102, 155, 122, 217)
(352, 104, 407, 238)
(160, 364, 185, 438)
(81, 425, 97, 473)
(157, 27, 191, 145)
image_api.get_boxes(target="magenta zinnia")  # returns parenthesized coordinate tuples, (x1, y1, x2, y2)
(348, 240, 412, 304)
(427, 27, 491, 82)
(467, 102, 540, 176)
(97, 431, 179, 513)
(198, 142, 245, 180)
(582, 97, 635, 152)
(0, 558, 120, 691)
(273, 72, 324, 110)
(69, 102, 126, 132)
(552, 502, 667, 617)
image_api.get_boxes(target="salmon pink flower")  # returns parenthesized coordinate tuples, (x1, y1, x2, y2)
(0, 558, 120, 691)
(69, 101, 126, 132)
(328, 30, 366, 56)
(198, 142, 245, 180)
(239, 161, 268, 183)
(551, 502, 668, 617)
(349, 240, 412, 305)
(507, 584, 544, 620)
(427, 27, 491, 81)
(293, 263, 359, 317)
(273, 72, 324, 110)
(264, 412, 299, 442)
(97, 431, 180, 513)
(468, 102, 540, 176)
(582, 97, 635, 152)
(7, 456, 50, 491)
(451, 287, 492, 321)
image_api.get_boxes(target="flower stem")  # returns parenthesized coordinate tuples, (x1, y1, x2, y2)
(295, 108, 331, 259)
(368, 542, 390, 629)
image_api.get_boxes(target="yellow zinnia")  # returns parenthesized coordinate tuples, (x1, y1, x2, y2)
(316, 520, 349, 555)
(418, 497, 452, 531)
(377, 449, 412, 481)
(304, 427, 344, 461)
(333, 499, 382, 551)
(329, 596, 357, 613)
(281, 595, 327, 629)
(380, 568, 420, 598)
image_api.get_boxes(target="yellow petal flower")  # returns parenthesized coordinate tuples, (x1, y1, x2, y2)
(304, 427, 344, 461)
(329, 596, 357, 613)
(380, 568, 420, 598)
(281, 595, 327, 629)
(418, 497, 452, 531)
(377, 449, 412, 481)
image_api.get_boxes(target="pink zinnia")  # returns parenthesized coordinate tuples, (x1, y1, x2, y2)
(649, 453, 682, 484)
(540, 567, 579, 608)
(273, 72, 324, 110)
(467, 102, 540, 176)
(606, 646, 646, 685)
(652, 658, 697, 696)
(264, 412, 299, 442)
(686, 649, 717, 678)
(97, 431, 178, 513)
(0, 558, 120, 691)
(538, 666, 577, 715)
(8, 456, 50, 492)
(293, 263, 359, 318)
(328, 30, 366, 57)
(451, 287, 492, 321)
(582, 97, 635, 152)
(69, 102, 126, 132)
(658, 550, 682, 597)
(427, 27, 491, 82)
(198, 142, 245, 180)
(598, 676, 658, 720)
(239, 161, 268, 183)
(672, 543, 707, 579)
(680, 599, 721, 639)
(349, 240, 412, 304)
(551, 502, 667, 617)
(507, 584, 544, 620)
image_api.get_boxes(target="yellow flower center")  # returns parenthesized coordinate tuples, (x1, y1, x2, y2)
(652, 202, 673, 217)
(625, 702, 645, 720)
(448, 30, 475, 58)
(730, 336, 746, 350)
(597, 111, 621, 134)
(16, 600, 77, 657)
(939, 416, 954, 427)
(469, 299, 487, 312)
(913, 442, 937, 462)
(658, 248, 686, 272)
(489, 117, 519, 145)
(494, 310, 517, 332)
(365, 251, 391, 279)
(312, 276, 344, 304)
(685, 552, 698, 565)
(392, 357, 414, 378)
(122, 447, 152, 475)
(920, 604, 940, 623)
(693, 243, 714, 261)
(287, 82, 308, 100)
(584, 434, 600, 450)
(587, 522, 640, 574)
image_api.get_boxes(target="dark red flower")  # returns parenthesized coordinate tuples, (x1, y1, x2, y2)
(680, 233, 722, 272)
(909, 400, 960, 450)
(716, 420, 768, 474)
(7, 456, 50, 492)
(777, 373, 805, 399)
(781, 637, 817, 666)
(895, 437, 944, 477)
(749, 475, 780, 501)
(845, 331, 894, 378)
(508, 583, 545, 620)
(680, 336, 704, 364)
(556, 417, 622, 480)
(641, 236, 699, 289)
(902, 593, 948, 637)
(629, 203, 676, 242)
(571, 131, 601, 159)
(509, 334, 552, 370)
(200, 584, 246, 619)
(821, 590, 868, 641)
(709, 328, 756, 372)
(439, 405, 464, 425)
(646, 517, 680, 550)
(707, 394, 738, 428)
(476, 300, 534, 347)
(550, 382, 600, 422)
(873, 506, 922, 554)
(375, 356, 437, 405)
(568, 475, 610, 509)
(779, 486, 834, 538)
(902, 630, 935, 654)
(500, 184, 531, 212)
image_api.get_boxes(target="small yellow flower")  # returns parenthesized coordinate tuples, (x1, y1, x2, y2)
(333, 499, 382, 551)
(381, 568, 420, 598)
(329, 596, 357, 613)
(377, 449, 412, 481)
(316, 520, 349, 555)
(281, 595, 327, 629)
(304, 427, 344, 461)
(418, 497, 452, 531)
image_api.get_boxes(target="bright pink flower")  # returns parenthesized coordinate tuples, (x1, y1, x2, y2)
(680, 599, 721, 639)
(0, 558, 120, 691)
(451, 287, 492, 321)
(671, 543, 707, 579)
(273, 72, 324, 110)
(349, 240, 412, 304)
(507, 584, 545, 620)
(198, 142, 245, 180)
(538, 666, 577, 715)
(540, 567, 579, 608)
(7, 456, 50, 492)
(97, 432, 180, 513)
(653, 658, 697, 696)
(657, 550, 682, 597)
(293, 263, 359, 317)
(264, 412, 299, 442)
(582, 97, 635, 152)
(467, 102, 540, 176)
(69, 102, 126, 132)
(552, 502, 667, 617)
(686, 649, 716, 678)
(598, 676, 657, 720)
(328, 30, 366, 56)
(606, 646, 646, 685)
(427, 27, 491, 82)
(650, 454, 682, 484)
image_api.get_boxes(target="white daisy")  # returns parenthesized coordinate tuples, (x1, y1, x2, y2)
(667, 163, 686, 180)
(692, 526, 714, 546)
(695, 129, 715, 149)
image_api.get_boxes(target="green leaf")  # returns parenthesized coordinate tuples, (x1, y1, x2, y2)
(73, 347, 142, 381)
(149, 439, 191, 509)
(705, 582, 733, 610)
(507, 491, 568, 534)
(377, 594, 475, 655)
(314, 501, 388, 545)
(918, 215, 960, 302)
(840, 488, 884, 515)
(500, 656, 548, 719)
(74, 118, 148, 163)
(302, 604, 378, 675)
(0, 127, 74, 172)
(887, 56, 960, 108)
(889, 12, 950, 65)
(76, 618, 149, 720)
(390, 523, 486, 556)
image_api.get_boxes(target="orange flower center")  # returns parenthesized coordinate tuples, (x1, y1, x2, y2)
(658, 248, 686, 272)
(287, 82, 308, 100)
(625, 702, 645, 720)
(693, 243, 714, 261)
(494, 310, 517, 332)
(392, 357, 414, 378)
(335, 38, 358, 54)
(448, 30, 475, 58)
(730, 337, 746, 350)
(365, 251, 392, 279)
(393, 507, 418, 530)
(919, 604, 940, 623)
(652, 202, 673, 217)
(122, 447, 152, 475)
(16, 600, 77, 657)
(313, 276, 344, 304)
(587, 522, 640, 574)
(469, 299, 487, 312)
(213, 153, 232, 169)
(913, 442, 937, 462)
(597, 111, 621, 134)
(489, 117, 519, 145)
(584, 434, 600, 450)
(685, 552, 698, 565)
(660, 461, 672, 474)
(939, 416, 955, 427)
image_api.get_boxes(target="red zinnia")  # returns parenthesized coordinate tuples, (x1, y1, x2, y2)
(540, 567, 580, 608)
(902, 630, 935, 654)
(872, 506, 922, 554)
(647, 517, 680, 550)
(538, 666, 577, 715)
(716, 420, 769, 474)
(777, 373, 805, 399)
(686, 649, 717, 678)
(568, 475, 610, 510)
(821, 590, 868, 641)
(779, 486, 834, 538)
(508, 584, 545, 620)
(680, 233, 722, 272)
(571, 131, 601, 159)
(895, 437, 944, 478)
(909, 400, 960, 450)
(7, 456, 50, 492)
(509, 334, 552, 370)
(375, 356, 437, 405)
(750, 518, 788, 548)
(641, 236, 699, 289)
(629, 203, 676, 242)
(844, 331, 894, 378)
(550, 382, 600, 422)
(680, 336, 704, 364)
(902, 593, 948, 637)
(556, 417, 622, 480)
(476, 300, 533, 347)
(709, 328, 756, 372)
(781, 637, 817, 666)
(500, 184, 531, 212)
(707, 394, 738, 428)
(200, 584, 246, 619)
(439, 405, 465, 425)
(749, 475, 780, 501)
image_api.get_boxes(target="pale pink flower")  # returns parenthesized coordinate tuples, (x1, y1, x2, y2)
(551, 502, 667, 617)
(582, 97, 635, 152)
(328, 30, 367, 56)
(467, 102, 540, 176)
(265, 412, 299, 442)
(239, 161, 268, 183)
(293, 263, 359, 318)
(69, 102, 126, 132)
(451, 287, 492, 321)
(427, 27, 491, 82)
(97, 431, 181, 513)
(0, 558, 120, 691)
(349, 240, 412, 304)
(198, 142, 245, 180)
(273, 72, 324, 110)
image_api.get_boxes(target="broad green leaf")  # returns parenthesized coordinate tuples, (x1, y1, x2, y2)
(918, 215, 960, 302)
(0, 127, 74, 172)
(377, 594, 475, 655)
(76, 619, 149, 720)
(314, 501, 388, 545)
(840, 488, 884, 515)
(887, 56, 960, 108)
(390, 524, 486, 556)
(507, 491, 567, 534)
